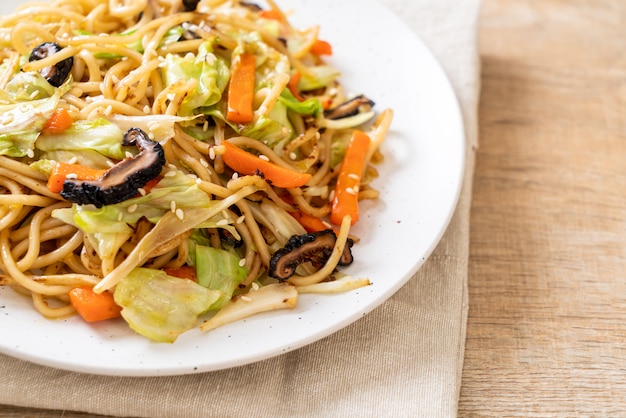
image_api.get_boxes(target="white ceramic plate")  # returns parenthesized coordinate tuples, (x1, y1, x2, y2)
(0, 0, 465, 376)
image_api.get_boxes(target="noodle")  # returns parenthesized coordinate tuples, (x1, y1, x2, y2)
(0, 0, 391, 340)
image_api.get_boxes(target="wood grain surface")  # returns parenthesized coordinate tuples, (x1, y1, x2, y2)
(2, 0, 626, 416)
(459, 0, 626, 416)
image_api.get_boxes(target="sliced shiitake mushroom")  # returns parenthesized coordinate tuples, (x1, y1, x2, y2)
(324, 95, 375, 120)
(28, 42, 74, 88)
(268, 229, 354, 281)
(61, 127, 165, 208)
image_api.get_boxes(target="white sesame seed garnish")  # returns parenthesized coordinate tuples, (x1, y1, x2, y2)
(203, 121, 209, 132)
(104, 105, 113, 116)
(345, 187, 356, 195)
(170, 200, 177, 212)
(231, 172, 239, 180)
(165, 170, 177, 177)
(348, 173, 360, 180)
(29, 90, 39, 99)
(216, 219, 229, 226)
(238, 258, 246, 267)
(240, 296, 252, 302)
(258, 154, 270, 161)
(175, 208, 184, 220)
(26, 149, 34, 158)
(127, 204, 138, 213)
(65, 173, 78, 179)
(137, 187, 147, 196)
(195, 178, 202, 185)
(106, 160, 116, 168)
(143, 105, 151, 113)
(200, 158, 209, 168)
(289, 152, 297, 160)
(251, 282, 259, 291)
(208, 147, 216, 160)
(168, 163, 177, 170)
(166, 93, 176, 101)
(236, 215, 245, 224)
(125, 151, 134, 159)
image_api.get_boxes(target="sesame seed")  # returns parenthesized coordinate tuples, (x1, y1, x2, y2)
(236, 215, 245, 224)
(348, 173, 360, 180)
(67, 156, 78, 164)
(143, 105, 151, 113)
(195, 178, 202, 185)
(289, 152, 297, 160)
(106, 160, 116, 168)
(127, 204, 138, 213)
(125, 151, 134, 159)
(216, 219, 229, 226)
(29, 90, 39, 99)
(345, 187, 356, 195)
(26, 148, 34, 158)
(208, 147, 216, 160)
(166, 93, 176, 101)
(137, 188, 147, 196)
(66, 173, 78, 179)
(203, 121, 209, 132)
(200, 158, 209, 168)
(231, 172, 239, 180)
(168, 163, 177, 170)
(238, 258, 246, 267)
(258, 154, 270, 161)
(170, 200, 177, 212)
(165, 170, 177, 177)
(104, 105, 113, 116)
(251, 282, 259, 291)
(175, 208, 184, 220)
(240, 296, 252, 302)
(148, 132, 155, 140)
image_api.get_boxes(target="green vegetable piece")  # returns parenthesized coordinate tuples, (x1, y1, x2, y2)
(114, 268, 223, 343)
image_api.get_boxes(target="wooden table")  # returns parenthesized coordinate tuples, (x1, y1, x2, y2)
(1, 0, 625, 416)
(459, 0, 626, 415)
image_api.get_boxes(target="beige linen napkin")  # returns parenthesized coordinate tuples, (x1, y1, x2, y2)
(0, 0, 480, 416)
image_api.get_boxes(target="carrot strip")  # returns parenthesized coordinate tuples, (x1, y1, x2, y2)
(47, 162, 107, 193)
(288, 71, 305, 101)
(221, 140, 312, 188)
(163, 265, 197, 282)
(289, 210, 329, 233)
(69, 286, 122, 323)
(226, 53, 256, 124)
(258, 9, 285, 22)
(310, 39, 333, 56)
(42, 107, 73, 134)
(330, 130, 371, 226)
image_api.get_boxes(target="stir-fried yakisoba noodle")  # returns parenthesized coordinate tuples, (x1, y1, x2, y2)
(0, 0, 393, 342)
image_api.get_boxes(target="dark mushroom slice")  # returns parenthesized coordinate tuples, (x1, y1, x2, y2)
(182, 0, 200, 11)
(28, 42, 74, 88)
(268, 229, 354, 281)
(323, 95, 375, 120)
(61, 127, 166, 208)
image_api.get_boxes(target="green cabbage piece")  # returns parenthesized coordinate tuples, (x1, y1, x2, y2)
(114, 268, 223, 343)
(161, 41, 230, 116)
(36, 118, 127, 160)
(0, 83, 67, 157)
(52, 170, 214, 261)
(195, 244, 248, 310)
(298, 65, 341, 91)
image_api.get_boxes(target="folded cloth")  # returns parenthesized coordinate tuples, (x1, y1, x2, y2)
(0, 0, 480, 416)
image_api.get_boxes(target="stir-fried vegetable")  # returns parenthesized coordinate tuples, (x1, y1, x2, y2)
(330, 130, 371, 226)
